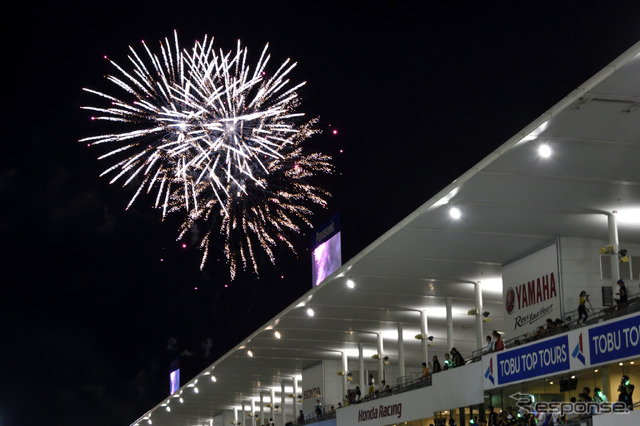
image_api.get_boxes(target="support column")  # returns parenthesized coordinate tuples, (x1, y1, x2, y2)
(341, 351, 348, 402)
(280, 382, 286, 426)
(292, 377, 298, 422)
(251, 399, 256, 426)
(270, 388, 276, 424)
(260, 392, 265, 426)
(397, 322, 405, 378)
(241, 403, 246, 426)
(377, 333, 384, 382)
(608, 212, 620, 296)
(358, 343, 365, 397)
(446, 297, 454, 351)
(475, 282, 484, 350)
(234, 407, 239, 426)
(420, 310, 429, 365)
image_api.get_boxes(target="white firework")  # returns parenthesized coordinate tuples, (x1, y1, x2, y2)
(81, 31, 332, 279)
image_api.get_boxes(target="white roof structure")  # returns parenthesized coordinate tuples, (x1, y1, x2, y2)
(132, 41, 640, 426)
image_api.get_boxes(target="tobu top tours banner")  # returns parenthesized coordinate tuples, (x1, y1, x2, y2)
(502, 243, 562, 336)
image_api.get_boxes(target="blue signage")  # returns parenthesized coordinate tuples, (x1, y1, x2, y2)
(588, 314, 640, 364)
(496, 335, 570, 385)
(312, 213, 341, 248)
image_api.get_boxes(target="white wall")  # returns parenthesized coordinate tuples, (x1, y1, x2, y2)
(432, 362, 484, 411)
(560, 237, 640, 315)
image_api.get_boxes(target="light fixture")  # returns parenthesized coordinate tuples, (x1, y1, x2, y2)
(346, 279, 355, 289)
(383, 356, 390, 365)
(468, 309, 490, 321)
(619, 249, 630, 263)
(371, 353, 380, 360)
(415, 333, 425, 340)
(274, 331, 281, 339)
(427, 336, 434, 346)
(600, 244, 615, 254)
(166, 406, 171, 412)
(194, 387, 199, 393)
(306, 308, 315, 317)
(538, 143, 552, 158)
(179, 398, 184, 403)
(247, 350, 254, 358)
(449, 207, 461, 219)
(211, 375, 217, 382)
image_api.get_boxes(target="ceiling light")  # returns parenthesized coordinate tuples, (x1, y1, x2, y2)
(449, 207, 461, 219)
(194, 387, 199, 393)
(346, 279, 355, 289)
(166, 406, 171, 412)
(306, 308, 315, 317)
(538, 143, 552, 158)
(274, 331, 281, 339)
(211, 375, 217, 382)
(179, 398, 184, 403)
(247, 350, 254, 358)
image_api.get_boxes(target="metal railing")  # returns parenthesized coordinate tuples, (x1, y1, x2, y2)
(471, 294, 640, 361)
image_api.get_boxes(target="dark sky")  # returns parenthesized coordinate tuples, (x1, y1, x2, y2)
(3, 2, 640, 425)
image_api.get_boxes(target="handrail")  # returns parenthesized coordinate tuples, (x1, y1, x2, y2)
(470, 295, 640, 361)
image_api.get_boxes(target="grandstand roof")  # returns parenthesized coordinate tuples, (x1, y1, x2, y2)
(132, 41, 640, 426)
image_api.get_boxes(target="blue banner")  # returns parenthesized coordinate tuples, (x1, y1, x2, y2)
(496, 335, 570, 385)
(588, 314, 640, 364)
(312, 213, 341, 247)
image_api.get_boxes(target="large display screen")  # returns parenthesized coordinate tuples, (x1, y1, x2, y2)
(170, 368, 180, 395)
(312, 231, 342, 286)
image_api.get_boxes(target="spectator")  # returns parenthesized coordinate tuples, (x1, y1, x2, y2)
(492, 330, 504, 351)
(422, 362, 430, 379)
(432, 355, 442, 373)
(315, 400, 322, 418)
(487, 405, 497, 426)
(368, 374, 375, 394)
(355, 385, 361, 401)
(450, 347, 464, 367)
(577, 290, 590, 323)
(443, 353, 452, 370)
(298, 410, 305, 424)
(485, 335, 494, 353)
(545, 318, 557, 334)
(616, 279, 628, 307)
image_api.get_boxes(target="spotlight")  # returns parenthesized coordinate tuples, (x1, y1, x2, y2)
(619, 249, 630, 263)
(371, 353, 380, 360)
(383, 356, 390, 365)
(538, 143, 552, 158)
(415, 333, 425, 340)
(427, 336, 434, 346)
(600, 245, 615, 254)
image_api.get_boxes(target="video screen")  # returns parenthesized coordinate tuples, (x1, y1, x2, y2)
(170, 368, 180, 395)
(312, 232, 342, 286)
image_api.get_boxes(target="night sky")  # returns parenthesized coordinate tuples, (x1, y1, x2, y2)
(3, 2, 640, 425)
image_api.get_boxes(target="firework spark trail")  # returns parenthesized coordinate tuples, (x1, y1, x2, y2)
(81, 31, 332, 279)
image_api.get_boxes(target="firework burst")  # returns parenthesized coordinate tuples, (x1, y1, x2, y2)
(81, 31, 332, 279)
